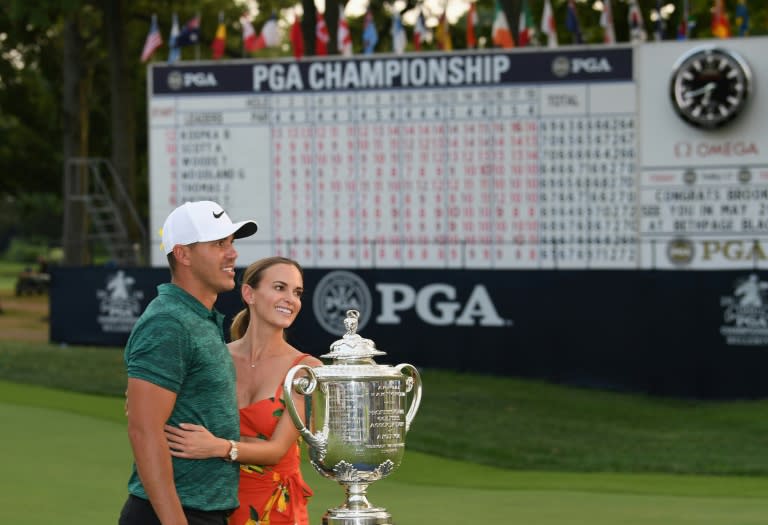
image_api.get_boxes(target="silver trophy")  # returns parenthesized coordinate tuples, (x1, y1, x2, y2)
(283, 310, 422, 525)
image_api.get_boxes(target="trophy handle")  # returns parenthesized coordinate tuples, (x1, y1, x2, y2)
(283, 364, 326, 451)
(395, 363, 422, 433)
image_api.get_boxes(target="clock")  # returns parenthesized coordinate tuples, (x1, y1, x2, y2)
(669, 46, 752, 129)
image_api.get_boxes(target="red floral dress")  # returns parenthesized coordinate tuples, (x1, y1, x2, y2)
(229, 354, 314, 525)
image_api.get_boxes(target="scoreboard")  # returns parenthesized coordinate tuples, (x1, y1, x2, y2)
(48, 39, 768, 398)
(148, 38, 768, 270)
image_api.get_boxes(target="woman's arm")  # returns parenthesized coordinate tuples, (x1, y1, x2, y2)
(165, 388, 310, 465)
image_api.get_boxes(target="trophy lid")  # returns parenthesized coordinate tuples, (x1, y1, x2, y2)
(322, 309, 386, 361)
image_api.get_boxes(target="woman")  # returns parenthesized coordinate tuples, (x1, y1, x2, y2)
(165, 256, 322, 525)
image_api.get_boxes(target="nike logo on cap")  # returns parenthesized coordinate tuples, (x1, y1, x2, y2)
(213, 210, 225, 218)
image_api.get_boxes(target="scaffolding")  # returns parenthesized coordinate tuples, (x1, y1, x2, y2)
(62, 158, 147, 266)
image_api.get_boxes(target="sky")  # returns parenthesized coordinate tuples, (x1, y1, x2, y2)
(238, 0, 475, 27)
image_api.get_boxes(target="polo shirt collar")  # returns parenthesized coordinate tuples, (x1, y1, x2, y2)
(157, 283, 225, 326)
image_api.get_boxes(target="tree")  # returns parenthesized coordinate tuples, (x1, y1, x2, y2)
(1, 0, 767, 263)
(104, 0, 136, 208)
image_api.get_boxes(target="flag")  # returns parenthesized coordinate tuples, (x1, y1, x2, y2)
(435, 11, 453, 50)
(734, 0, 749, 36)
(677, 0, 689, 39)
(338, 9, 353, 56)
(168, 13, 180, 63)
(211, 13, 226, 59)
(141, 14, 163, 62)
(413, 10, 428, 50)
(241, 14, 257, 52)
(363, 10, 378, 54)
(600, 0, 616, 44)
(175, 14, 201, 47)
(565, 0, 583, 44)
(711, 0, 730, 38)
(540, 0, 558, 48)
(492, 0, 515, 48)
(518, 0, 535, 47)
(654, 0, 665, 40)
(290, 16, 304, 59)
(466, 3, 478, 48)
(316, 11, 329, 55)
(628, 0, 647, 42)
(684, 1, 697, 37)
(253, 15, 280, 51)
(392, 11, 406, 54)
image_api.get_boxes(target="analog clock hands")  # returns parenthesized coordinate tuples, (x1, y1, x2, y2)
(682, 82, 716, 103)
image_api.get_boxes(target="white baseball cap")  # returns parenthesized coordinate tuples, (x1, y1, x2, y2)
(161, 201, 258, 255)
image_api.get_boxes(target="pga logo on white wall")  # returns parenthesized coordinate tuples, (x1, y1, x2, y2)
(312, 271, 510, 336)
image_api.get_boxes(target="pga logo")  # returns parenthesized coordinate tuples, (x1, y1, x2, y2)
(376, 283, 509, 327)
(183, 72, 217, 87)
(552, 56, 612, 77)
(312, 271, 511, 335)
(571, 57, 612, 74)
(167, 71, 218, 90)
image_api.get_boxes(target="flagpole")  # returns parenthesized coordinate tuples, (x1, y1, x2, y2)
(195, 12, 201, 60)
(242, 13, 246, 58)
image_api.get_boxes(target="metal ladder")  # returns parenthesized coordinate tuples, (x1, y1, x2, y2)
(63, 158, 147, 266)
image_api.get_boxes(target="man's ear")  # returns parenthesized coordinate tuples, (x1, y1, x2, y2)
(172, 244, 192, 266)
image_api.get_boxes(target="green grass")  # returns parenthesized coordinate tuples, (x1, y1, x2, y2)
(4, 341, 768, 476)
(0, 259, 26, 291)
(4, 259, 768, 524)
(3, 381, 768, 525)
(413, 370, 768, 475)
(0, 340, 126, 396)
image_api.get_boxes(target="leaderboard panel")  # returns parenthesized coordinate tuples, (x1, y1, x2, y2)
(148, 41, 767, 269)
(263, 81, 636, 269)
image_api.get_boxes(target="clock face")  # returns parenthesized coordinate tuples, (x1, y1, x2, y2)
(669, 47, 752, 129)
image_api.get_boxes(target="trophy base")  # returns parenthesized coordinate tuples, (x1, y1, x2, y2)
(322, 507, 393, 525)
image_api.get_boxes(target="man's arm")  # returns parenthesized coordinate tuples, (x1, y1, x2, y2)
(126, 377, 187, 525)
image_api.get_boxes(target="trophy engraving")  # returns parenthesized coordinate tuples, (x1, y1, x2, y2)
(284, 310, 422, 525)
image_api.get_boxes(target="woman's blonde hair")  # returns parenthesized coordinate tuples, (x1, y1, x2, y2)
(229, 256, 304, 340)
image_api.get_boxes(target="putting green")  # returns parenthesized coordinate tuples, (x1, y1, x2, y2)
(2, 382, 768, 524)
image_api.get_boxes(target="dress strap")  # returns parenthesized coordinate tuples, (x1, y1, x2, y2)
(276, 353, 312, 399)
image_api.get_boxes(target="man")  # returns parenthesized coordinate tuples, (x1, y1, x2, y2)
(119, 201, 258, 525)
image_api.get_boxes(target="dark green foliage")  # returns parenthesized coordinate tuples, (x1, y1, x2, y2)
(1, 0, 767, 246)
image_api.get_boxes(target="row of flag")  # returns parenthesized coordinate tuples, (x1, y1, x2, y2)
(141, 1, 753, 63)
(712, 0, 750, 39)
(142, 11, 351, 62)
